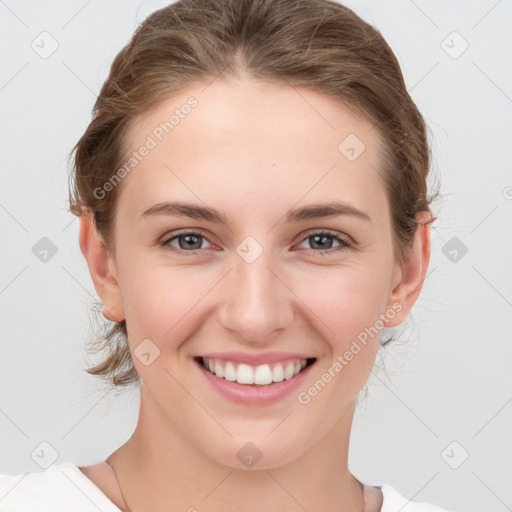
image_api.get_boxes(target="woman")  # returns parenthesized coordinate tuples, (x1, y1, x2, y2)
(0, 0, 453, 510)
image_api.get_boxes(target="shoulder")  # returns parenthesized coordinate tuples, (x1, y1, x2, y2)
(0, 463, 121, 512)
(379, 484, 456, 512)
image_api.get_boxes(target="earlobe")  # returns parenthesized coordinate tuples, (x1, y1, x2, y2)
(78, 211, 125, 322)
(384, 211, 432, 328)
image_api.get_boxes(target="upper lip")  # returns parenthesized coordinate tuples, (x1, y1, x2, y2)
(197, 352, 316, 366)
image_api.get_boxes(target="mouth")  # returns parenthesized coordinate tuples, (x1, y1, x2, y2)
(194, 356, 317, 386)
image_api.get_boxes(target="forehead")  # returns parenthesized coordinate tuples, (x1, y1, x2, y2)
(118, 78, 388, 224)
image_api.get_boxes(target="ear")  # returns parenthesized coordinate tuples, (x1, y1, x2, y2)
(383, 211, 432, 328)
(78, 211, 125, 322)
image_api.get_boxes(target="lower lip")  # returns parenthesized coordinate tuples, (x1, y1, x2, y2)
(195, 359, 315, 405)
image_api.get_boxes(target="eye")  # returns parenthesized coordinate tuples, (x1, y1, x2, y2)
(161, 230, 213, 254)
(160, 229, 353, 256)
(296, 230, 353, 255)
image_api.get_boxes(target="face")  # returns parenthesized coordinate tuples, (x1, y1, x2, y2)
(91, 76, 420, 469)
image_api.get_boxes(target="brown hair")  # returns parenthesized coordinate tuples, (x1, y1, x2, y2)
(68, 0, 440, 389)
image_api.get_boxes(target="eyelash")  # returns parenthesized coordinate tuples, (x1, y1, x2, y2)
(160, 229, 353, 256)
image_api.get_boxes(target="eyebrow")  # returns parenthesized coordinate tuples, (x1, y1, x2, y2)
(140, 200, 371, 224)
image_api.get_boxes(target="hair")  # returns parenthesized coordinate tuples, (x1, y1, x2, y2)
(68, 0, 440, 389)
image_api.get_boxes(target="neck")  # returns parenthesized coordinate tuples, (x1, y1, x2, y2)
(107, 389, 364, 512)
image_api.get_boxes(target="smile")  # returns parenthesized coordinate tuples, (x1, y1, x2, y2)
(197, 356, 316, 386)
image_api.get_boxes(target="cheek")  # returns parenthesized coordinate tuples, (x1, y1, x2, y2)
(293, 265, 390, 344)
(121, 265, 200, 338)
(117, 265, 207, 387)
(117, 246, 392, 367)
(121, 257, 391, 336)
(293, 270, 387, 415)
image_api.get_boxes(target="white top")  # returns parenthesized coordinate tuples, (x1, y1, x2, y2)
(0, 463, 455, 512)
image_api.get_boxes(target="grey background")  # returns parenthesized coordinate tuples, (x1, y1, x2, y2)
(1, 1, 511, 511)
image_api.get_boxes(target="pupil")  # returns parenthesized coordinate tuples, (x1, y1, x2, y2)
(311, 234, 332, 250)
(180, 234, 201, 250)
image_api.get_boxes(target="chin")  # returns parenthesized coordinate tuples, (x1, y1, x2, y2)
(203, 434, 306, 471)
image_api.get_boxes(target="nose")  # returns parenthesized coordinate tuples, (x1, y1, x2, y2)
(216, 244, 295, 345)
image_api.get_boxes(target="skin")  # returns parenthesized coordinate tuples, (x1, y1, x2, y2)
(78, 75, 431, 512)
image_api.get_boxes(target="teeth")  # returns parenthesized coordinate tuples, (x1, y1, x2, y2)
(272, 364, 284, 382)
(214, 361, 224, 378)
(201, 357, 311, 386)
(284, 362, 295, 380)
(224, 362, 237, 381)
(237, 364, 254, 384)
(254, 364, 273, 385)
